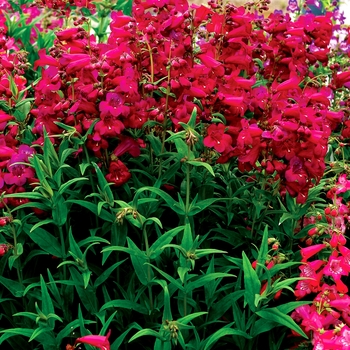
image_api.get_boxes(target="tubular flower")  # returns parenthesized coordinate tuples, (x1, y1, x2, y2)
(74, 330, 111, 350)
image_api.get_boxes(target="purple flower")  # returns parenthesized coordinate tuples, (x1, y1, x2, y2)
(287, 0, 299, 13)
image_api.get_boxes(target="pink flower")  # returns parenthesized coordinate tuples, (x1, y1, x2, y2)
(335, 174, 350, 194)
(300, 243, 327, 262)
(99, 93, 129, 119)
(204, 124, 232, 153)
(4, 154, 35, 187)
(74, 330, 111, 350)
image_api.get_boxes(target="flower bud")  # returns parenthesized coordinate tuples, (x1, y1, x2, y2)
(0, 243, 8, 256)
(308, 227, 318, 236)
(330, 209, 338, 217)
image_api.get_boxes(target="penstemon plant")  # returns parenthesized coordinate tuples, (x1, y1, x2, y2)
(0, 0, 350, 349)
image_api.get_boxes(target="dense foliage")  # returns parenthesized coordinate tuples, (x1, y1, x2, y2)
(0, 0, 350, 349)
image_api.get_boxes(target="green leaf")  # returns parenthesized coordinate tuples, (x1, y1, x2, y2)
(43, 129, 59, 175)
(204, 324, 252, 350)
(149, 226, 184, 259)
(182, 222, 193, 252)
(28, 326, 52, 342)
(67, 200, 114, 223)
(5, 191, 50, 201)
(69, 268, 97, 314)
(7, 74, 18, 100)
(209, 290, 245, 321)
(195, 249, 227, 259)
(252, 79, 269, 88)
(24, 225, 63, 258)
(69, 228, 83, 261)
(0, 276, 24, 297)
(0, 328, 34, 345)
(13, 312, 38, 321)
(81, 7, 92, 16)
(250, 318, 277, 337)
(94, 259, 127, 288)
(111, 323, 142, 350)
(154, 279, 172, 321)
(133, 186, 185, 216)
(40, 275, 55, 327)
(129, 329, 167, 343)
(187, 160, 215, 177)
(178, 267, 190, 284)
(8, 242, 23, 269)
(187, 273, 235, 293)
(46, 269, 62, 307)
(276, 301, 312, 314)
(92, 162, 114, 204)
(58, 177, 88, 194)
(30, 219, 56, 232)
(188, 198, 219, 216)
(256, 308, 307, 338)
(100, 311, 117, 336)
(242, 251, 261, 312)
(31, 156, 53, 197)
(146, 263, 184, 291)
(100, 300, 148, 314)
(256, 225, 269, 277)
(177, 311, 207, 324)
(127, 238, 152, 285)
(116, 0, 133, 16)
(279, 212, 294, 225)
(52, 192, 67, 227)
(145, 133, 162, 156)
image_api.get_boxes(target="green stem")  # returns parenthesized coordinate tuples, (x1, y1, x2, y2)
(87, 19, 92, 56)
(183, 291, 187, 317)
(58, 225, 67, 281)
(11, 224, 23, 287)
(83, 145, 99, 227)
(185, 144, 192, 218)
(145, 40, 154, 86)
(97, 16, 109, 43)
(143, 226, 154, 311)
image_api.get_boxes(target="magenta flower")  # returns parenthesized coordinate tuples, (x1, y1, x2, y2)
(99, 93, 129, 119)
(4, 154, 35, 187)
(74, 330, 111, 350)
(300, 243, 327, 262)
(204, 124, 232, 153)
(323, 255, 348, 279)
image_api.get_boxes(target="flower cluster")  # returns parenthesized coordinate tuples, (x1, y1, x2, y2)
(0, 15, 36, 207)
(292, 174, 350, 349)
(28, 0, 345, 202)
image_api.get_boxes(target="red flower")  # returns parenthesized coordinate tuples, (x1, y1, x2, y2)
(105, 160, 131, 187)
(113, 136, 143, 158)
(204, 124, 232, 153)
